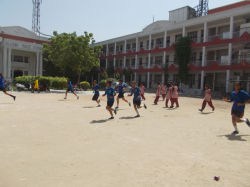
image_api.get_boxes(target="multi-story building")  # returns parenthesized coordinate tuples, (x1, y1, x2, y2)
(0, 26, 49, 80)
(94, 1, 250, 94)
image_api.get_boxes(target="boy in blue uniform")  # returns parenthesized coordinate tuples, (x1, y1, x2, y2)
(92, 80, 101, 107)
(64, 79, 79, 100)
(102, 80, 117, 119)
(128, 81, 147, 117)
(115, 79, 131, 109)
(223, 82, 250, 134)
(0, 73, 16, 101)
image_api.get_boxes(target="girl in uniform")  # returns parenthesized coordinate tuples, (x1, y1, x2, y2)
(223, 82, 250, 134)
(154, 82, 161, 104)
(199, 84, 215, 112)
(170, 82, 179, 108)
(165, 83, 172, 107)
(161, 83, 167, 101)
(140, 83, 146, 100)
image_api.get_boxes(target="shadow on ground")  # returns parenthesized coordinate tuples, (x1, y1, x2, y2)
(218, 134, 249, 141)
(119, 116, 138, 119)
(90, 119, 109, 123)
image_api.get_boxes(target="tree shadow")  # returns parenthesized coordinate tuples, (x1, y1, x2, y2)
(90, 119, 109, 123)
(217, 134, 249, 141)
(119, 116, 138, 119)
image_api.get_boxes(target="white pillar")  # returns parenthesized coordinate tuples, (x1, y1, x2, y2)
(7, 48, 12, 79)
(134, 72, 137, 82)
(123, 56, 126, 82)
(114, 42, 117, 54)
(36, 52, 39, 76)
(3, 48, 7, 76)
(98, 59, 100, 70)
(202, 46, 206, 66)
(182, 27, 185, 37)
(106, 44, 109, 56)
(163, 31, 167, 48)
(105, 58, 108, 70)
(148, 53, 151, 68)
(203, 22, 207, 42)
(124, 40, 127, 53)
(201, 71, 204, 90)
(113, 57, 116, 78)
(162, 73, 164, 84)
(230, 16, 234, 39)
(226, 70, 230, 93)
(149, 35, 152, 50)
(228, 43, 232, 65)
(39, 53, 43, 75)
(147, 72, 150, 88)
(135, 55, 138, 69)
(136, 37, 139, 52)
(163, 52, 166, 66)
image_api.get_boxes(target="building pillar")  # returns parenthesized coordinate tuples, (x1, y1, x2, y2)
(228, 43, 232, 65)
(124, 40, 127, 53)
(123, 56, 126, 82)
(163, 31, 167, 48)
(36, 52, 39, 76)
(106, 44, 109, 56)
(148, 53, 151, 68)
(182, 27, 185, 37)
(163, 52, 166, 66)
(135, 55, 138, 69)
(202, 46, 206, 66)
(147, 72, 150, 88)
(162, 73, 164, 84)
(39, 53, 43, 75)
(114, 42, 117, 55)
(203, 22, 207, 42)
(230, 16, 234, 39)
(226, 70, 230, 93)
(105, 58, 108, 70)
(201, 71, 204, 90)
(149, 34, 151, 50)
(98, 59, 100, 70)
(134, 72, 137, 82)
(113, 57, 116, 78)
(3, 48, 7, 76)
(136, 37, 139, 52)
(7, 48, 12, 79)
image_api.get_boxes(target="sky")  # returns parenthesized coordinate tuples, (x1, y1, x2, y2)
(0, 0, 238, 42)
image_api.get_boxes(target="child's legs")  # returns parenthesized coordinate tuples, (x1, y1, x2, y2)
(122, 97, 128, 103)
(165, 99, 169, 106)
(65, 91, 68, 97)
(208, 99, 214, 109)
(175, 98, 179, 107)
(162, 94, 166, 100)
(71, 90, 77, 97)
(116, 97, 120, 105)
(201, 99, 207, 110)
(3, 91, 12, 97)
(141, 94, 145, 100)
(170, 98, 174, 107)
(154, 96, 159, 103)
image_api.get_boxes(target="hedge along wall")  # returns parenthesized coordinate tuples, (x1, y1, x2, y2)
(14, 76, 68, 89)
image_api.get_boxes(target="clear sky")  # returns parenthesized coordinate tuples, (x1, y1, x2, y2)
(0, 0, 238, 42)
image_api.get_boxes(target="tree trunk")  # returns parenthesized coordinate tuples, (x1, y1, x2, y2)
(77, 69, 80, 84)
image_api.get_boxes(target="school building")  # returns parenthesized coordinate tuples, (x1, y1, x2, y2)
(0, 26, 49, 80)
(94, 1, 250, 94)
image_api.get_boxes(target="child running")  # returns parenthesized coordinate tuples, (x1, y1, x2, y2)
(161, 83, 167, 101)
(115, 79, 131, 109)
(32, 77, 40, 93)
(199, 84, 215, 112)
(102, 80, 117, 119)
(154, 82, 161, 104)
(0, 73, 16, 101)
(140, 83, 146, 100)
(64, 79, 79, 100)
(92, 80, 101, 107)
(165, 83, 172, 107)
(128, 81, 147, 117)
(223, 82, 250, 134)
(170, 82, 179, 108)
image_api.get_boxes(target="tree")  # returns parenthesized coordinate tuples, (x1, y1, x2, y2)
(123, 69, 134, 83)
(163, 64, 169, 84)
(107, 65, 115, 78)
(115, 73, 120, 80)
(43, 31, 102, 83)
(174, 37, 192, 84)
(101, 71, 108, 80)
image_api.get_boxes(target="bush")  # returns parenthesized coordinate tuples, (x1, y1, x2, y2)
(101, 71, 108, 80)
(115, 73, 120, 80)
(99, 79, 107, 90)
(52, 77, 67, 89)
(14, 76, 35, 85)
(80, 81, 90, 91)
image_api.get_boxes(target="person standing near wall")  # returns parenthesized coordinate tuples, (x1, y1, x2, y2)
(161, 83, 166, 101)
(170, 82, 179, 108)
(165, 83, 172, 108)
(199, 84, 215, 112)
(154, 82, 161, 105)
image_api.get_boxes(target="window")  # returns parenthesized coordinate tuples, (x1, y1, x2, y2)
(154, 74, 162, 84)
(175, 34, 182, 42)
(140, 41, 143, 48)
(24, 71, 28, 76)
(116, 46, 119, 53)
(155, 56, 163, 65)
(173, 74, 179, 83)
(190, 52, 197, 63)
(165, 55, 169, 67)
(151, 39, 154, 49)
(120, 60, 123, 67)
(14, 55, 23, 62)
(24, 57, 28, 63)
(126, 59, 130, 67)
(120, 45, 123, 51)
(116, 60, 119, 67)
(131, 58, 135, 66)
(146, 57, 153, 66)
(199, 52, 203, 61)
(126, 44, 131, 50)
(147, 40, 149, 49)
(166, 36, 170, 47)
(201, 30, 204, 43)
(187, 31, 198, 41)
(156, 38, 163, 47)
(139, 58, 142, 66)
(109, 47, 113, 53)
(186, 74, 195, 88)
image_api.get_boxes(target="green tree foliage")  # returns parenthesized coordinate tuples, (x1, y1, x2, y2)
(43, 31, 102, 83)
(101, 71, 108, 80)
(163, 64, 169, 84)
(115, 73, 120, 80)
(122, 69, 134, 83)
(174, 37, 192, 84)
(107, 65, 115, 78)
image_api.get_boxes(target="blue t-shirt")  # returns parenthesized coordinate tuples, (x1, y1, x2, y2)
(131, 86, 141, 101)
(0, 77, 4, 88)
(116, 83, 127, 93)
(231, 90, 250, 112)
(93, 84, 100, 95)
(67, 81, 73, 90)
(105, 86, 116, 102)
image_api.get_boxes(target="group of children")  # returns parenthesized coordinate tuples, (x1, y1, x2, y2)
(1, 72, 250, 134)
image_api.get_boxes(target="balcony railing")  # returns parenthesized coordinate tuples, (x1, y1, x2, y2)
(207, 31, 241, 42)
(190, 61, 202, 67)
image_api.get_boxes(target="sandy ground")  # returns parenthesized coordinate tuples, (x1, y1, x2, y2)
(0, 91, 250, 187)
